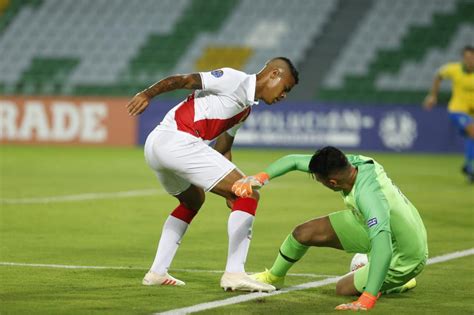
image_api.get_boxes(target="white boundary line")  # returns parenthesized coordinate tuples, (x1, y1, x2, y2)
(0, 189, 164, 204)
(157, 248, 474, 315)
(0, 185, 295, 205)
(0, 262, 336, 278)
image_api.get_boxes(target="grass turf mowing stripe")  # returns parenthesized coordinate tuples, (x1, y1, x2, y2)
(157, 248, 474, 315)
(0, 262, 337, 278)
(0, 189, 164, 204)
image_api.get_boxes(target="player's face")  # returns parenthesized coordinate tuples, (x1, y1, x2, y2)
(463, 51, 474, 71)
(262, 70, 296, 105)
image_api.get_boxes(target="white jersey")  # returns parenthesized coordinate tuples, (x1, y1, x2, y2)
(157, 68, 258, 142)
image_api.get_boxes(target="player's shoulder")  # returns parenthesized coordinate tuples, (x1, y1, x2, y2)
(212, 67, 249, 79)
(440, 62, 461, 72)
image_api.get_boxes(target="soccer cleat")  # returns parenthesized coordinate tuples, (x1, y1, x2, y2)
(399, 278, 417, 293)
(250, 268, 285, 289)
(142, 271, 185, 286)
(220, 272, 276, 292)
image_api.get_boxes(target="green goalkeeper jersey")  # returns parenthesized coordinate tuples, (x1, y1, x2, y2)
(341, 155, 427, 262)
(265, 154, 427, 261)
(264, 154, 428, 293)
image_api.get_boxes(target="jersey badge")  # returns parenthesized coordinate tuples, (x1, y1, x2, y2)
(211, 69, 224, 78)
(367, 217, 378, 228)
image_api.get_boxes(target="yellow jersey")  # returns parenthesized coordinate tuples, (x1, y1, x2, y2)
(438, 62, 474, 114)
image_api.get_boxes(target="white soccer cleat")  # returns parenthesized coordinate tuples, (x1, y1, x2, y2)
(142, 271, 185, 286)
(220, 272, 276, 292)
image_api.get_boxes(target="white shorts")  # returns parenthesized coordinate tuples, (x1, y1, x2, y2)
(144, 128, 237, 195)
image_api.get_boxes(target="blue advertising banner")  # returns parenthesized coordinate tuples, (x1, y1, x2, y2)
(139, 100, 465, 153)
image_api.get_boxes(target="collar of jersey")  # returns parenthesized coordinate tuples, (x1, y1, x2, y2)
(247, 74, 259, 106)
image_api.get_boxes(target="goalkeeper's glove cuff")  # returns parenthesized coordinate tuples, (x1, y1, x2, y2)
(254, 172, 270, 185)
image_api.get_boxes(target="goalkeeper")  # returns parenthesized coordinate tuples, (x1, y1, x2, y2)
(232, 147, 428, 311)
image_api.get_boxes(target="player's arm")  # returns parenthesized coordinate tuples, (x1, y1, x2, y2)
(423, 73, 442, 110)
(336, 232, 392, 311)
(214, 132, 234, 161)
(423, 63, 454, 110)
(232, 154, 312, 197)
(336, 187, 392, 311)
(126, 73, 202, 116)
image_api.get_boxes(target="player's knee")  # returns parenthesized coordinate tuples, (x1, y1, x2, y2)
(466, 125, 474, 138)
(249, 190, 260, 201)
(336, 280, 355, 296)
(180, 195, 205, 212)
(292, 223, 315, 246)
(293, 222, 331, 246)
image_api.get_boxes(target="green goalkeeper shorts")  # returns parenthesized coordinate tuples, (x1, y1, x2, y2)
(329, 210, 427, 292)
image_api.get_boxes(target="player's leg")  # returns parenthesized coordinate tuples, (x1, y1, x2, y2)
(463, 121, 474, 183)
(449, 113, 474, 182)
(142, 130, 205, 286)
(211, 170, 276, 292)
(143, 183, 205, 286)
(252, 213, 348, 288)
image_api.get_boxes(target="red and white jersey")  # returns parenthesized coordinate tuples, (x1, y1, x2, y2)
(157, 68, 258, 142)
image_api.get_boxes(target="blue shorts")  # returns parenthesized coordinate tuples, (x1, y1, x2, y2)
(449, 112, 474, 136)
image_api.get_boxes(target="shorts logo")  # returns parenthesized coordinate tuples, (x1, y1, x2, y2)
(211, 69, 224, 78)
(367, 217, 378, 228)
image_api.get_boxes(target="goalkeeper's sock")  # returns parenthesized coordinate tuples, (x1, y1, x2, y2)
(225, 198, 257, 273)
(150, 204, 198, 275)
(270, 234, 309, 277)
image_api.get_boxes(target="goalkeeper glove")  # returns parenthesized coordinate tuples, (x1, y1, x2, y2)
(335, 291, 378, 311)
(231, 172, 270, 198)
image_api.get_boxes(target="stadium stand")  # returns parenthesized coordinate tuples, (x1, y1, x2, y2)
(320, 0, 474, 103)
(0, 0, 472, 104)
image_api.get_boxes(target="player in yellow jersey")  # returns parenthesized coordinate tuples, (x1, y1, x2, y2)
(424, 45, 474, 183)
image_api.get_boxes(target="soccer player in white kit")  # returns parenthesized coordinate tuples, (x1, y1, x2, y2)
(126, 57, 299, 292)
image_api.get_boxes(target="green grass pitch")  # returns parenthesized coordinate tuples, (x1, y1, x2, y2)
(1, 146, 473, 314)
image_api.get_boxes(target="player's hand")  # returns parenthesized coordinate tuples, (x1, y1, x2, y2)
(422, 94, 437, 110)
(232, 172, 270, 198)
(126, 92, 150, 116)
(335, 292, 378, 311)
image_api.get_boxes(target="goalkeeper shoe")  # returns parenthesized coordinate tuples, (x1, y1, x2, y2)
(142, 271, 185, 286)
(250, 269, 285, 289)
(383, 278, 416, 294)
(399, 278, 417, 293)
(220, 272, 276, 292)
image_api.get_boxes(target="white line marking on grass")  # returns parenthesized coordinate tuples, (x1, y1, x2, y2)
(0, 262, 145, 270)
(158, 277, 341, 315)
(0, 262, 336, 278)
(427, 248, 474, 264)
(157, 248, 474, 315)
(0, 189, 164, 204)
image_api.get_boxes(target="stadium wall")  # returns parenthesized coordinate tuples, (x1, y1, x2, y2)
(0, 96, 136, 146)
(0, 96, 464, 152)
(139, 99, 464, 153)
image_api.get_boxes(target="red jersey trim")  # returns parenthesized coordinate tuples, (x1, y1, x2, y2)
(175, 94, 251, 140)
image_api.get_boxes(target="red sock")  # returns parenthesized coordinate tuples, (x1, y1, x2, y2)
(232, 197, 258, 216)
(170, 203, 198, 224)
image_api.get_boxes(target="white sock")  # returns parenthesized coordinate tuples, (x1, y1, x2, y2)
(150, 215, 188, 275)
(225, 210, 254, 273)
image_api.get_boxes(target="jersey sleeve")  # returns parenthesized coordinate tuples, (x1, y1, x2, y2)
(226, 122, 242, 137)
(199, 67, 245, 94)
(364, 231, 393, 295)
(264, 155, 312, 179)
(438, 63, 456, 79)
(356, 179, 391, 240)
